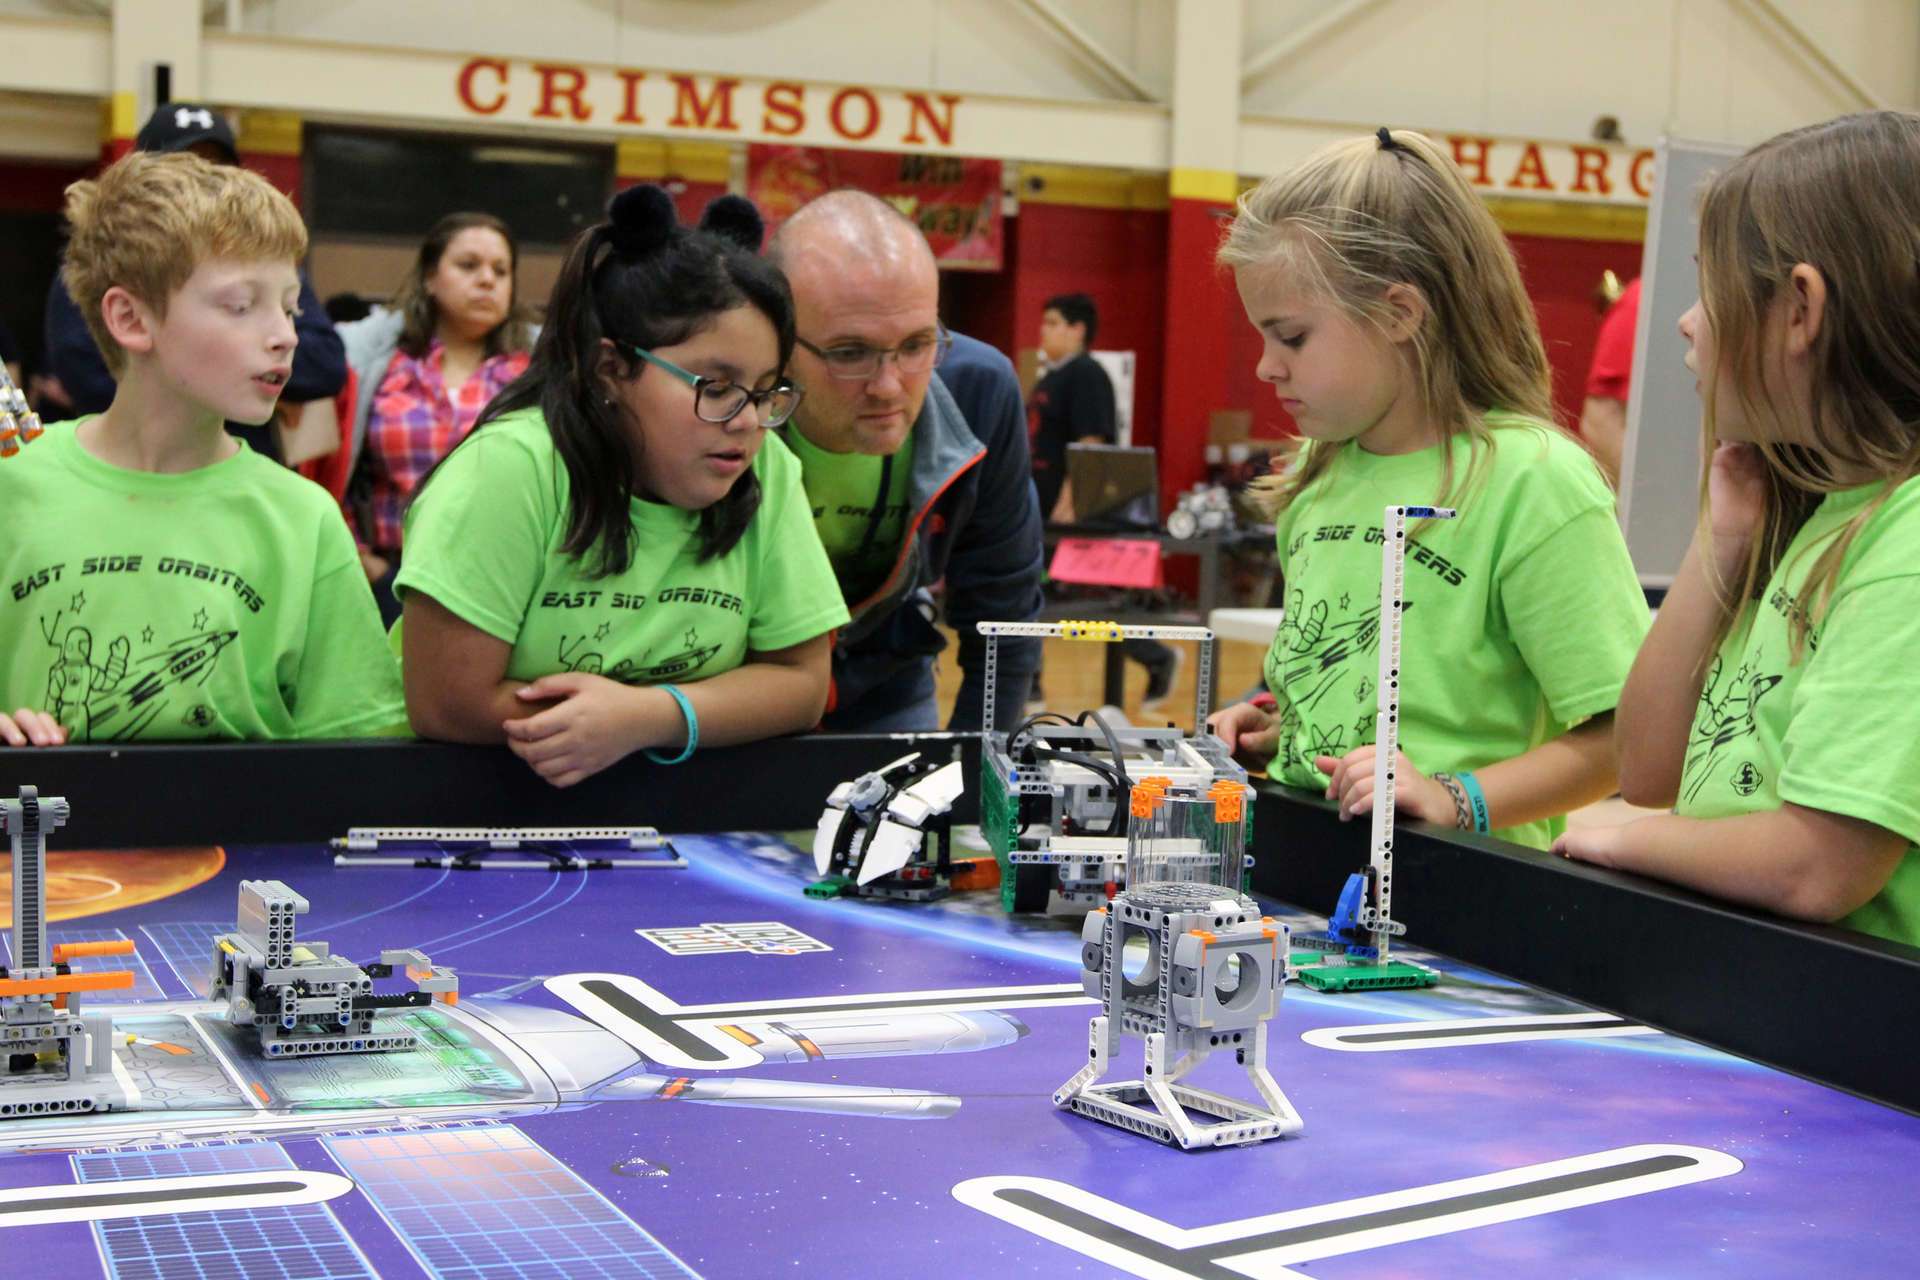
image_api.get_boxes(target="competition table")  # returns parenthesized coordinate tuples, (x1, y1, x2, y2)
(4, 736, 1919, 1279)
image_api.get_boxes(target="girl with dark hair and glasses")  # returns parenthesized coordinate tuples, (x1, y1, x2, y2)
(394, 187, 848, 787)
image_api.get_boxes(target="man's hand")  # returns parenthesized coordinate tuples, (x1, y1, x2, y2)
(1050, 484, 1076, 525)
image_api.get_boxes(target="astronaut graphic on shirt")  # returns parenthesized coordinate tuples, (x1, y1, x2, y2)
(37, 601, 240, 742)
(1680, 652, 1783, 805)
(1268, 576, 1405, 774)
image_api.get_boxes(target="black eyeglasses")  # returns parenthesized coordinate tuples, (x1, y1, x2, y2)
(796, 325, 953, 381)
(627, 345, 803, 427)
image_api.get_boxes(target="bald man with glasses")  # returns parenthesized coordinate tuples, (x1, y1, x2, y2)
(769, 191, 1043, 733)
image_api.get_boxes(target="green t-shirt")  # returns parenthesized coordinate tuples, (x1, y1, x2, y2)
(1676, 476, 1920, 947)
(779, 423, 914, 598)
(0, 419, 404, 741)
(1262, 416, 1650, 849)
(395, 408, 848, 685)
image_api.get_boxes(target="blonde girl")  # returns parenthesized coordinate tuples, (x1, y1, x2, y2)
(1207, 127, 1650, 850)
(1558, 112, 1920, 946)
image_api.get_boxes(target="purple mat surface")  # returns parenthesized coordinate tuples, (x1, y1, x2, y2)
(1, 831, 1916, 1278)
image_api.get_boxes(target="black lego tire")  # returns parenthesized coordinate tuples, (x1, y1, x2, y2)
(1010, 864, 1054, 914)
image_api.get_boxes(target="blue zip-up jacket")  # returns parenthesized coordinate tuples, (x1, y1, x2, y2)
(804, 331, 1043, 733)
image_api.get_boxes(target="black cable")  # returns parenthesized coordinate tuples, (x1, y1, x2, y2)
(1007, 708, 1138, 835)
(1074, 709, 1131, 789)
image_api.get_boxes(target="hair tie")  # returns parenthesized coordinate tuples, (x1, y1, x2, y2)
(605, 184, 678, 257)
(1376, 126, 1399, 152)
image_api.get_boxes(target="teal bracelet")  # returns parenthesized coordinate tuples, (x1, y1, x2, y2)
(1455, 770, 1491, 833)
(643, 684, 698, 765)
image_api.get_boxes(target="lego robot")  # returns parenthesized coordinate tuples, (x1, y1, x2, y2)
(808, 749, 966, 901)
(331, 825, 683, 870)
(210, 879, 458, 1057)
(1, 786, 137, 1117)
(1054, 777, 1301, 1149)
(1290, 504, 1457, 992)
(0, 363, 42, 459)
(976, 620, 1251, 914)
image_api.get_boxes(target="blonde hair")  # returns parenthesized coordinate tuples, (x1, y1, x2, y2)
(1696, 111, 1920, 660)
(1217, 128, 1559, 519)
(61, 151, 308, 374)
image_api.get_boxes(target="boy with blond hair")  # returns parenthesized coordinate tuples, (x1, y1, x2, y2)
(0, 151, 402, 744)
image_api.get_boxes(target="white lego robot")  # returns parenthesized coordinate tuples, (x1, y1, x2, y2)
(808, 750, 967, 901)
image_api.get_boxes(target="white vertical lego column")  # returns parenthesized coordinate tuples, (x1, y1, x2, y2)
(1366, 506, 1407, 963)
(1192, 631, 1216, 728)
(1365, 505, 1454, 963)
(981, 629, 999, 739)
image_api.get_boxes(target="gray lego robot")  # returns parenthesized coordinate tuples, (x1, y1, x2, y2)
(976, 620, 1251, 915)
(1053, 776, 1302, 1149)
(0, 362, 43, 458)
(1, 785, 136, 1117)
(210, 879, 458, 1057)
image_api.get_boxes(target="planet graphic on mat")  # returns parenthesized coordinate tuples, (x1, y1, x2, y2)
(0, 847, 226, 926)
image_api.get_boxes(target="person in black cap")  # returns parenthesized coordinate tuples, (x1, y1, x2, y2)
(41, 102, 344, 462)
(136, 102, 241, 162)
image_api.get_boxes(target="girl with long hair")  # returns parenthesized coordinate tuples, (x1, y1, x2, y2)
(1208, 127, 1650, 850)
(1559, 111, 1920, 946)
(396, 187, 846, 787)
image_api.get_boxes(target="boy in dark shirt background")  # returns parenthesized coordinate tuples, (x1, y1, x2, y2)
(1028, 292, 1179, 711)
(1029, 292, 1116, 523)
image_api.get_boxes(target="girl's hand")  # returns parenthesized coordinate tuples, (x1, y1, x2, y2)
(1706, 442, 1768, 551)
(1315, 746, 1451, 825)
(1207, 701, 1280, 765)
(0, 707, 66, 747)
(502, 673, 663, 788)
(1552, 824, 1627, 867)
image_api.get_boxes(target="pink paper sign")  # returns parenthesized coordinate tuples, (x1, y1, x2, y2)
(1048, 538, 1164, 589)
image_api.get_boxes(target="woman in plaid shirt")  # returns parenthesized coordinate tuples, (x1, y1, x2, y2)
(338, 212, 534, 623)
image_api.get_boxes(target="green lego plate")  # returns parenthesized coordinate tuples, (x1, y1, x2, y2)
(1294, 959, 1440, 992)
(803, 874, 854, 899)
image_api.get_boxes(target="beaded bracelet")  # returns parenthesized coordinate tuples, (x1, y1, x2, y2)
(643, 684, 698, 765)
(1432, 772, 1473, 831)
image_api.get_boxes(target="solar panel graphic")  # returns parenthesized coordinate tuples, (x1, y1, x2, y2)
(72, 1141, 377, 1280)
(138, 920, 228, 996)
(323, 1124, 702, 1280)
(0, 923, 170, 1000)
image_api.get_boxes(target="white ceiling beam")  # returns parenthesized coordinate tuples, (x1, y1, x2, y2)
(1011, 0, 1158, 102)
(1736, 0, 1882, 110)
(1241, 0, 1389, 91)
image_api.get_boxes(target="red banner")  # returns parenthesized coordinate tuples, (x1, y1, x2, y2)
(746, 144, 1003, 270)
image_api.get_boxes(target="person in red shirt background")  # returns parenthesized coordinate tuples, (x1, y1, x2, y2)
(1580, 275, 1640, 488)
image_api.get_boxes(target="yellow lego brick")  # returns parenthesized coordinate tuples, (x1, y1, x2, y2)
(1058, 620, 1123, 642)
